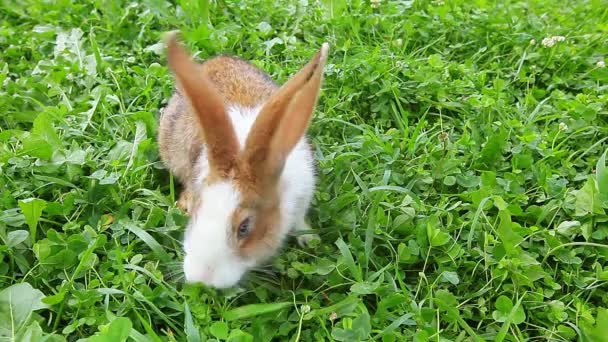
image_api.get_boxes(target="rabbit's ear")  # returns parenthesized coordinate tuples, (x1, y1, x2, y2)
(166, 33, 239, 177)
(241, 43, 329, 182)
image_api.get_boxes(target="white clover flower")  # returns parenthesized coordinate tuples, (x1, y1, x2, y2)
(541, 37, 554, 47)
(541, 35, 566, 48)
(530, 39, 536, 45)
(370, 0, 380, 8)
(301, 304, 311, 314)
(559, 122, 568, 131)
(597, 60, 606, 68)
(329, 312, 338, 321)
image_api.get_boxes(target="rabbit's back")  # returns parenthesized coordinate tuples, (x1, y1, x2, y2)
(158, 56, 278, 184)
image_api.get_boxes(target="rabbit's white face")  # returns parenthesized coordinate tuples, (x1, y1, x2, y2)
(182, 181, 255, 288)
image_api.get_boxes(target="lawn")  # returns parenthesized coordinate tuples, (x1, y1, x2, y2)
(1, 0, 608, 341)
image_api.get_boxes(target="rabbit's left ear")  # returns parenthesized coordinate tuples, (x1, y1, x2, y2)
(241, 43, 329, 182)
(165, 33, 239, 177)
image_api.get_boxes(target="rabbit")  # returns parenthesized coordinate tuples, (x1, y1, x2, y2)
(158, 32, 329, 288)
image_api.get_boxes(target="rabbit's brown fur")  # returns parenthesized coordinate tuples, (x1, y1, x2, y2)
(158, 55, 278, 210)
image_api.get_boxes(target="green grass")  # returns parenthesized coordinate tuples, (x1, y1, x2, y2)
(1, 0, 608, 341)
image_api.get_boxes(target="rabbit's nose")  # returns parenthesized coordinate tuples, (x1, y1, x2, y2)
(188, 265, 214, 284)
(183, 258, 215, 284)
(198, 265, 215, 283)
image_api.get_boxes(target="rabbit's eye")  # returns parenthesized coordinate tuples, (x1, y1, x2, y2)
(237, 217, 252, 239)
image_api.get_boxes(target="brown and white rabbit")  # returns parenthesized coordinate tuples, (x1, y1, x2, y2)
(158, 33, 329, 288)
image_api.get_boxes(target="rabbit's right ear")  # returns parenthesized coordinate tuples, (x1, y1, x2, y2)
(241, 43, 329, 185)
(166, 33, 239, 177)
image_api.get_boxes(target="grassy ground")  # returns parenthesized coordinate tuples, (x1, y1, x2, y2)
(1, 0, 608, 341)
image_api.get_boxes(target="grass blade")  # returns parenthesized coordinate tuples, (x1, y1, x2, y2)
(335, 238, 362, 282)
(596, 148, 608, 196)
(495, 295, 525, 342)
(364, 194, 381, 273)
(224, 302, 291, 321)
(125, 221, 172, 263)
(374, 313, 415, 338)
(303, 296, 359, 320)
(184, 302, 200, 342)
